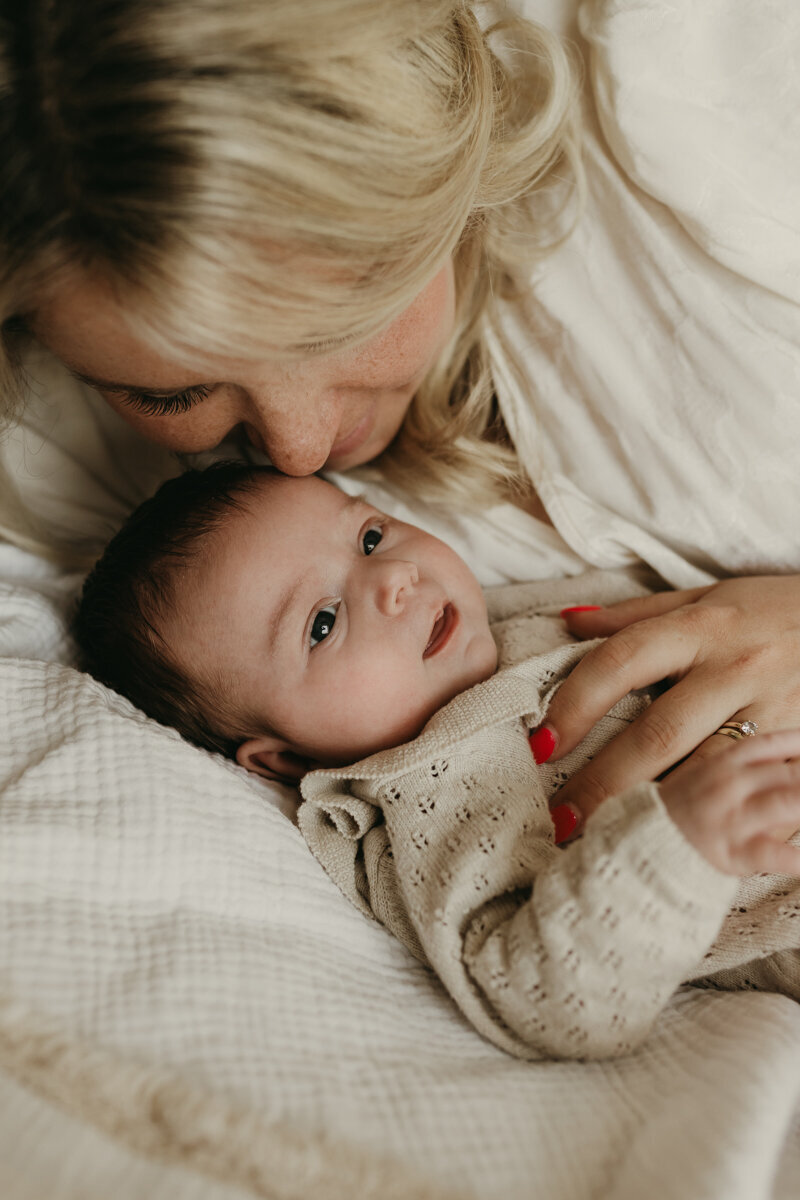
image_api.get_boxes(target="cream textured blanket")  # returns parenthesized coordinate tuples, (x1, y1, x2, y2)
(2, 567, 800, 1198)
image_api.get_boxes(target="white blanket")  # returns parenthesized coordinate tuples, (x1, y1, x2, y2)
(2, 2, 800, 1197)
(3, 608, 800, 1200)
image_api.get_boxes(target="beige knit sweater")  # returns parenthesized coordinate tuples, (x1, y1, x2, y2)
(298, 574, 800, 1060)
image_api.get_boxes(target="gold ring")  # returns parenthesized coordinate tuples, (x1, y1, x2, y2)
(713, 720, 759, 741)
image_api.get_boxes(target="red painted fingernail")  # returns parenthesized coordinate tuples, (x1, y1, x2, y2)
(551, 803, 579, 844)
(529, 726, 556, 764)
(560, 606, 603, 618)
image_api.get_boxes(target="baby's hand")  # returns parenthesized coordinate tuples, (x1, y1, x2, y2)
(658, 730, 800, 876)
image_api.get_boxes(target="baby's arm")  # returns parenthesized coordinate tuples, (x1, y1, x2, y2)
(373, 712, 744, 1061)
(461, 731, 800, 1060)
(460, 779, 739, 1060)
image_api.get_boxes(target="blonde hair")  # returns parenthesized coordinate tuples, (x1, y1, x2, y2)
(1, 0, 581, 535)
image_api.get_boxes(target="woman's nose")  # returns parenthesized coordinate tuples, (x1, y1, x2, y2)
(242, 387, 343, 476)
(374, 560, 420, 616)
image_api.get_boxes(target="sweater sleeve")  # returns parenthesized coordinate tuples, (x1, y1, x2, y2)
(373, 717, 738, 1060)
(460, 783, 738, 1059)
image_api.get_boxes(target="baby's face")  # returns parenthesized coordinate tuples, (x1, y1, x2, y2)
(168, 475, 498, 772)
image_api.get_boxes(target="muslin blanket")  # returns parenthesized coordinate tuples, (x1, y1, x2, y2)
(2, 557, 800, 1199)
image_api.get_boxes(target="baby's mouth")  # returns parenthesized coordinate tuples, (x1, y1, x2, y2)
(423, 603, 457, 658)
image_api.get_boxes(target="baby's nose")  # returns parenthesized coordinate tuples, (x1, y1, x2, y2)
(374, 560, 419, 615)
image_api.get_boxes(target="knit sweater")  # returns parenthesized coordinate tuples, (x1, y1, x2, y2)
(298, 575, 800, 1060)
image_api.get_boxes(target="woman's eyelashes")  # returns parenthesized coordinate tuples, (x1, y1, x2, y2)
(309, 602, 339, 648)
(115, 383, 213, 417)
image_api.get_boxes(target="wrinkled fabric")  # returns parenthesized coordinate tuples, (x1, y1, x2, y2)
(493, 0, 800, 587)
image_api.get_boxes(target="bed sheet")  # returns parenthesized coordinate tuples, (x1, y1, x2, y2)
(1, 1, 800, 1197)
(1, 574, 800, 1200)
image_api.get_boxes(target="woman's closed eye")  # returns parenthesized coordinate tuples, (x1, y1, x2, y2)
(309, 602, 339, 647)
(114, 383, 213, 417)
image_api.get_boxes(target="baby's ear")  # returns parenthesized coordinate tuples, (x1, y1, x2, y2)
(236, 736, 316, 785)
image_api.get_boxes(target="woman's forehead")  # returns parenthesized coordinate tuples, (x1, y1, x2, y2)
(29, 266, 333, 381)
(30, 247, 449, 371)
(31, 272, 193, 384)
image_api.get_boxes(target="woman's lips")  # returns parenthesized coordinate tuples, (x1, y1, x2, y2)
(326, 407, 375, 465)
(424, 603, 458, 658)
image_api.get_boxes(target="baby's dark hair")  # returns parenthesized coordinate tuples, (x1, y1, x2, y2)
(74, 461, 276, 757)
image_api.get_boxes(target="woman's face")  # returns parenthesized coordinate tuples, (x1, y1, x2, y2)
(30, 262, 455, 474)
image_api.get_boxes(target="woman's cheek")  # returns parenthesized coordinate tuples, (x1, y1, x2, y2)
(362, 261, 455, 383)
(102, 392, 231, 452)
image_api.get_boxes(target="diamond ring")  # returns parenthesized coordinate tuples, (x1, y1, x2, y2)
(713, 720, 759, 741)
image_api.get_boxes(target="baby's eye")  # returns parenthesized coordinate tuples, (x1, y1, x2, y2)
(309, 603, 338, 647)
(362, 526, 383, 555)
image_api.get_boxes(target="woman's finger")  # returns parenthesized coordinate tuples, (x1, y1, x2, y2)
(546, 667, 750, 820)
(665, 729, 753, 775)
(705, 728, 800, 769)
(668, 726, 799, 780)
(539, 576, 800, 823)
(536, 603, 726, 763)
(561, 586, 711, 639)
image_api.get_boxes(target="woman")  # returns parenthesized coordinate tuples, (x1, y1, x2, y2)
(2, 0, 800, 822)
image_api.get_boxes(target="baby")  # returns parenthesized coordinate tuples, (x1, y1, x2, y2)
(75, 462, 800, 1060)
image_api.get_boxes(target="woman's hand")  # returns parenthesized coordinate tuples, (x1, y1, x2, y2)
(531, 576, 800, 827)
(657, 730, 800, 877)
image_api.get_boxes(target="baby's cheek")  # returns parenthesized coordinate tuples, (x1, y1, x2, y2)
(371, 680, 439, 749)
